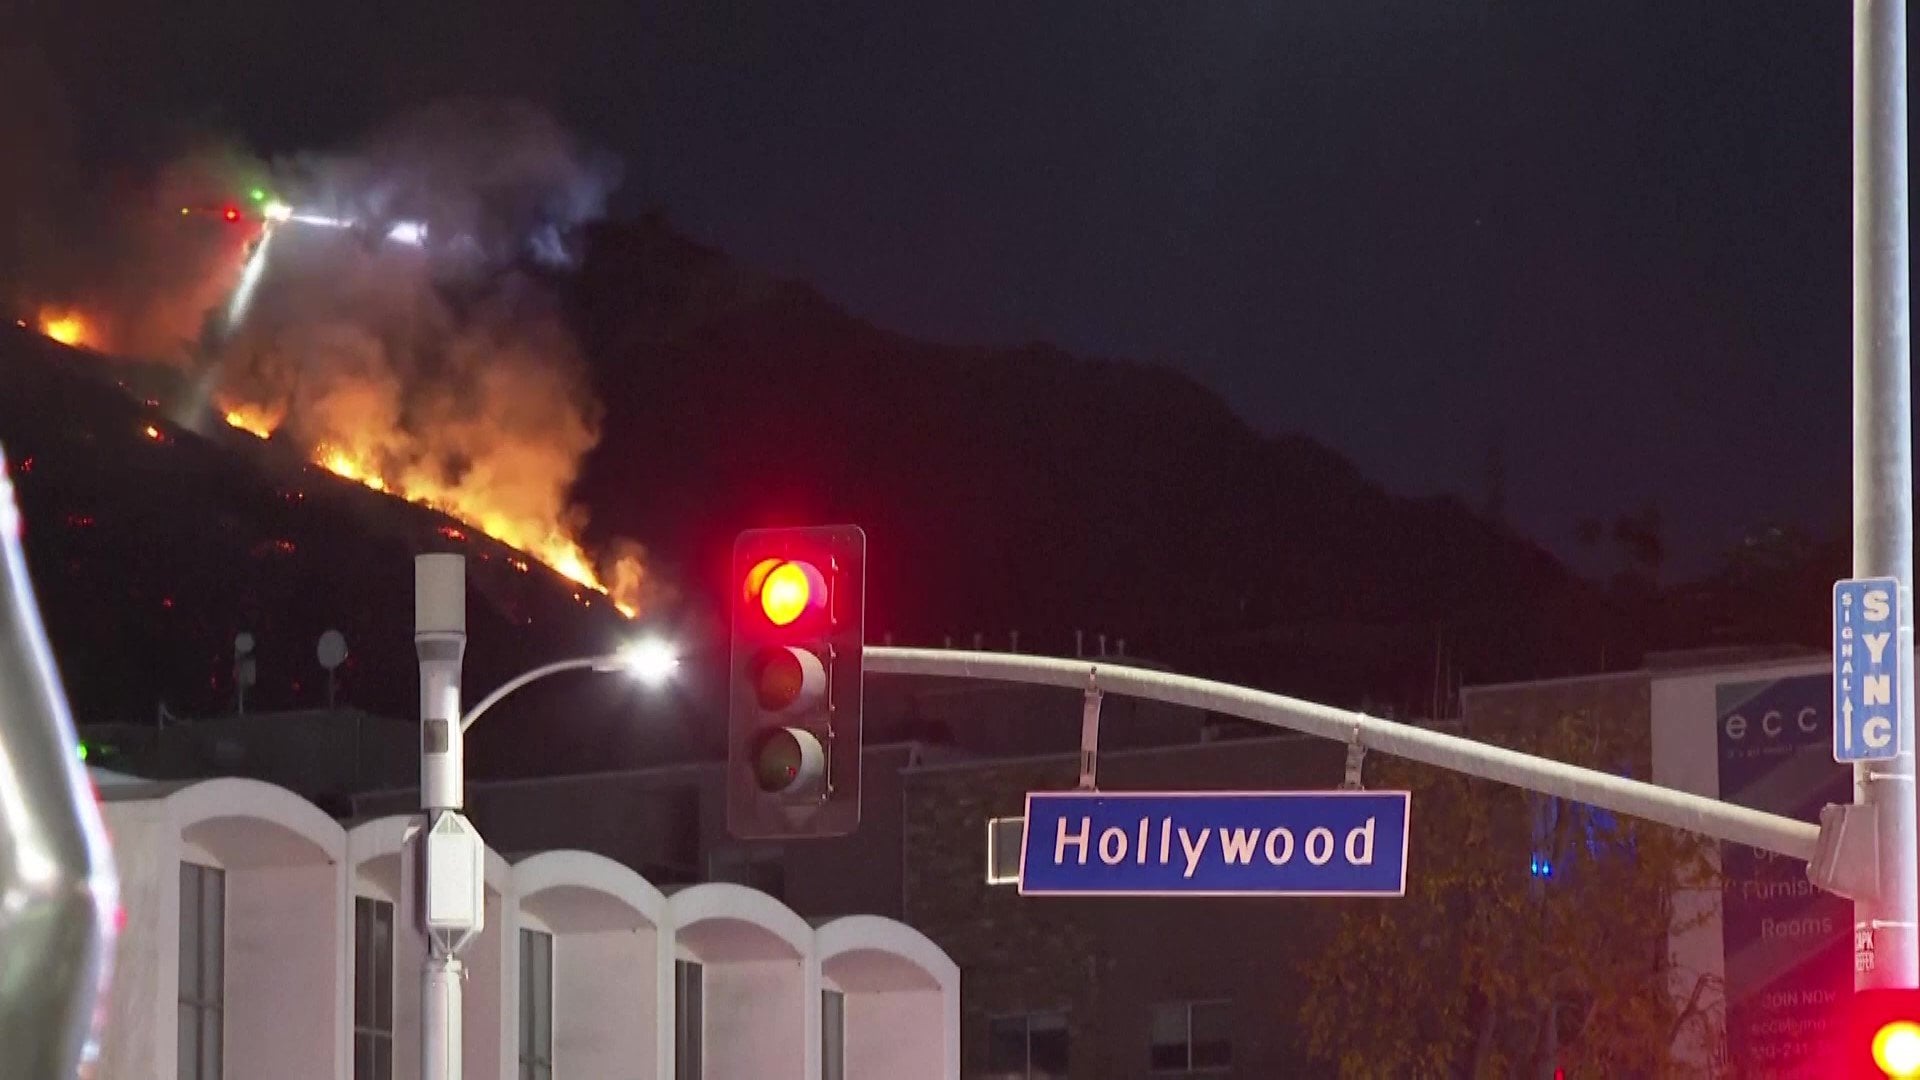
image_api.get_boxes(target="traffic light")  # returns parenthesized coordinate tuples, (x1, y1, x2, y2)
(728, 525, 866, 839)
(1846, 989, 1920, 1078)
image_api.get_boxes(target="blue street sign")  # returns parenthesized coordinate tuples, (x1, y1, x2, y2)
(1834, 576, 1905, 763)
(1018, 790, 1410, 897)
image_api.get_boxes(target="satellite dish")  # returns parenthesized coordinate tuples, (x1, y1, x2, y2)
(233, 630, 257, 715)
(317, 630, 348, 671)
(318, 630, 349, 709)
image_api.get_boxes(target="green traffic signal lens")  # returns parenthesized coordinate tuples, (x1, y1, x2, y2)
(751, 728, 805, 794)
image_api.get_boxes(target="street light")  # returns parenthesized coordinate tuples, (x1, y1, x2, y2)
(458, 636, 682, 732)
(415, 552, 680, 1080)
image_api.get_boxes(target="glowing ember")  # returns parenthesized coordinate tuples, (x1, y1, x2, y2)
(221, 403, 281, 440)
(303, 435, 640, 616)
(38, 309, 89, 348)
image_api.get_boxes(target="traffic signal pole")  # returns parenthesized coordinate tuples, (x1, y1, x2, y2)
(865, 647, 1823, 860)
(1852, 0, 1918, 990)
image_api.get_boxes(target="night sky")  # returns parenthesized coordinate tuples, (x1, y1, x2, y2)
(13, 2, 1875, 576)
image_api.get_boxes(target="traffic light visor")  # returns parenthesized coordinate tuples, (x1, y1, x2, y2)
(1877, 1021, 1920, 1077)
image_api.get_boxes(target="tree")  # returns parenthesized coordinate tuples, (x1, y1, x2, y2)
(1296, 709, 1722, 1078)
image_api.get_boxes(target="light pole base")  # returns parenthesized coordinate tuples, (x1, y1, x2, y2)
(423, 953, 463, 1080)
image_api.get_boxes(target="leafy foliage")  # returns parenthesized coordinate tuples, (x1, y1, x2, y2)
(1297, 710, 1721, 1078)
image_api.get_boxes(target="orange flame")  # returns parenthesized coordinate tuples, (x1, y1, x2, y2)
(221, 402, 282, 440)
(222, 395, 645, 611)
(37, 309, 89, 348)
(306, 436, 640, 617)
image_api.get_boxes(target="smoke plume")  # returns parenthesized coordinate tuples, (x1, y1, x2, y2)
(7, 89, 651, 616)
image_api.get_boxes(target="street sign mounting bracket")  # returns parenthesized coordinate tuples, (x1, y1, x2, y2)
(1078, 669, 1102, 791)
(1340, 724, 1366, 791)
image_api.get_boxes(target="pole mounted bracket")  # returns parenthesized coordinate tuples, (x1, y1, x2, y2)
(1808, 802, 1880, 901)
(1339, 724, 1367, 791)
(1078, 669, 1102, 791)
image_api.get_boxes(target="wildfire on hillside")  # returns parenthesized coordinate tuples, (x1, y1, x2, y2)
(223, 408, 641, 617)
(222, 403, 280, 440)
(37, 308, 90, 348)
(20, 102, 648, 621)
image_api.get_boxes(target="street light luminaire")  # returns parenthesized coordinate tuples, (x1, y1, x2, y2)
(607, 638, 681, 686)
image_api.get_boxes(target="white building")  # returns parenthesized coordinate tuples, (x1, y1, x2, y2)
(92, 776, 960, 1080)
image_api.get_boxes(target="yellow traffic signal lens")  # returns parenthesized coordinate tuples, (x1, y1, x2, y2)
(1875, 1020, 1920, 1077)
(759, 560, 819, 626)
(752, 647, 809, 710)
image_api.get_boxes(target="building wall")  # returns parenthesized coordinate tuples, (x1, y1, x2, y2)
(901, 735, 1351, 1079)
(94, 778, 959, 1080)
(844, 991, 946, 1080)
(224, 860, 344, 1079)
(84, 709, 419, 803)
(1461, 657, 1845, 1076)
(1459, 669, 1654, 764)
(705, 959, 812, 1079)
(1650, 658, 1839, 1075)
(353, 742, 943, 920)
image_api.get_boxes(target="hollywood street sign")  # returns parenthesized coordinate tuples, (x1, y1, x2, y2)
(1017, 790, 1410, 897)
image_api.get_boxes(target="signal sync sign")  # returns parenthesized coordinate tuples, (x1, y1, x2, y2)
(1017, 790, 1410, 897)
(1833, 577, 1905, 764)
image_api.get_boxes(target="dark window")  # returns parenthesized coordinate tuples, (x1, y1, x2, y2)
(675, 959, 704, 1080)
(822, 989, 846, 1080)
(518, 929, 553, 1080)
(353, 897, 395, 1080)
(1150, 1000, 1232, 1074)
(178, 863, 225, 1080)
(986, 1011, 1068, 1079)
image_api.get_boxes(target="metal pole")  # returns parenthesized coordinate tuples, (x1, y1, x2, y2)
(1853, 0, 1918, 990)
(416, 554, 470, 1080)
(865, 648, 1823, 860)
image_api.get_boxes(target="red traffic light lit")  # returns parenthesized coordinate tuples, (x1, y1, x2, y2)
(1847, 989, 1920, 1078)
(223, 206, 241, 223)
(745, 557, 826, 627)
(728, 525, 866, 839)
(1878, 1020, 1920, 1078)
